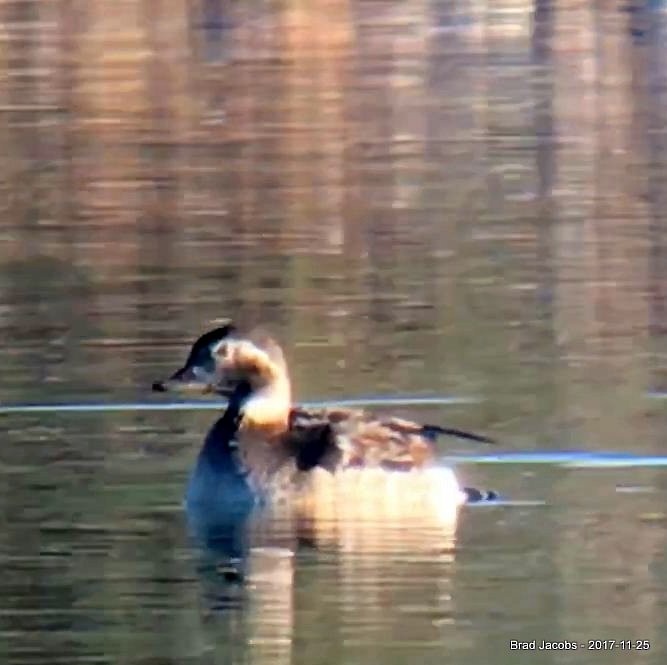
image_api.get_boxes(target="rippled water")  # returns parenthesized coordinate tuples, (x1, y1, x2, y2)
(4, 412, 667, 664)
(3, 2, 667, 664)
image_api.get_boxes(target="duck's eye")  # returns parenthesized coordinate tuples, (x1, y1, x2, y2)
(215, 342, 228, 359)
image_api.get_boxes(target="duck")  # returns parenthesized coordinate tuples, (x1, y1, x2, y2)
(153, 324, 496, 507)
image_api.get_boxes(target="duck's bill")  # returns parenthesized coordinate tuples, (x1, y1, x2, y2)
(152, 366, 236, 396)
(152, 366, 214, 395)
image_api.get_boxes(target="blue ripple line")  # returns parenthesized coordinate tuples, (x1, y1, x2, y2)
(3, 389, 665, 413)
(0, 395, 480, 414)
(443, 451, 667, 467)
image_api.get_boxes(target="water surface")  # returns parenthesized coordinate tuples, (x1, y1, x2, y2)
(2, 2, 667, 664)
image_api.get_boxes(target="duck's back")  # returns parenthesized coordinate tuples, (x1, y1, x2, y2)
(286, 407, 438, 471)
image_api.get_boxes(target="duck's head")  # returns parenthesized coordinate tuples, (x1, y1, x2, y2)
(153, 324, 292, 435)
(152, 324, 238, 396)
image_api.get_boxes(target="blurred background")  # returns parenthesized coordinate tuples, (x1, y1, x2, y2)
(2, 1, 667, 664)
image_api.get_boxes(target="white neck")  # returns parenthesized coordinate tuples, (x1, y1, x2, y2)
(227, 339, 292, 434)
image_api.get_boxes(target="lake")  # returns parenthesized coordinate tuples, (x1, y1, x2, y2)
(1, 2, 667, 664)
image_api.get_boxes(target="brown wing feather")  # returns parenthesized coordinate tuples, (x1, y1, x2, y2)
(285, 406, 493, 472)
(285, 407, 439, 470)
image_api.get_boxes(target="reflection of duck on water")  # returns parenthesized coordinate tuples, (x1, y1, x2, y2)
(153, 324, 497, 513)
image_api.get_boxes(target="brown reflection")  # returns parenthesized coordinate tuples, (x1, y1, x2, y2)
(549, 2, 653, 449)
(0, 257, 98, 399)
(238, 469, 460, 665)
(280, 0, 351, 252)
(318, 474, 458, 662)
(643, 5, 667, 389)
(2, 0, 662, 442)
(245, 547, 294, 665)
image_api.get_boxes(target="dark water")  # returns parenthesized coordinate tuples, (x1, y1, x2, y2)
(3, 2, 667, 664)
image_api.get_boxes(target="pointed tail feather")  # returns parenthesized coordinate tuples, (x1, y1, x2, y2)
(421, 424, 495, 444)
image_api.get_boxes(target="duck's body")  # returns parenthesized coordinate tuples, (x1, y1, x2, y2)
(153, 324, 495, 506)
